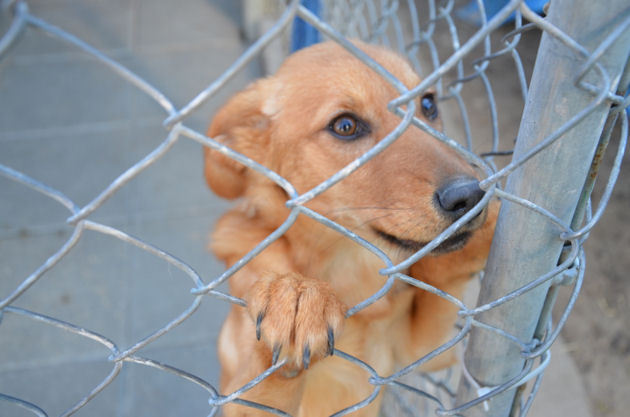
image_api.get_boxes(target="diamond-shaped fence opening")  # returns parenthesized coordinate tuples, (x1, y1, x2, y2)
(1, 0, 629, 416)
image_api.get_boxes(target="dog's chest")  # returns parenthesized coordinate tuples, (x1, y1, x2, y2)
(311, 246, 415, 321)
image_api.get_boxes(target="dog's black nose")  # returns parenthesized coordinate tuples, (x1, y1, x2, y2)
(435, 177, 484, 219)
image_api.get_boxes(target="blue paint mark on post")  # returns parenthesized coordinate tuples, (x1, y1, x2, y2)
(291, 0, 321, 52)
(457, 0, 547, 25)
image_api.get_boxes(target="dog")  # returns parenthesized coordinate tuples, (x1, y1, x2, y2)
(204, 41, 498, 417)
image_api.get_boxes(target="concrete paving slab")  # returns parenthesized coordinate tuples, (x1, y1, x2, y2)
(0, 125, 140, 235)
(0, 175, 72, 238)
(125, 203, 230, 283)
(9, 0, 132, 57)
(0, 229, 129, 365)
(122, 343, 222, 417)
(0, 56, 137, 133)
(133, 0, 240, 51)
(0, 223, 70, 293)
(121, 215, 230, 352)
(0, 305, 116, 372)
(122, 125, 234, 216)
(529, 339, 592, 417)
(0, 358, 120, 417)
(124, 43, 260, 131)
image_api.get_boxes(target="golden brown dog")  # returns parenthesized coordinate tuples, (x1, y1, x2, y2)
(204, 41, 498, 416)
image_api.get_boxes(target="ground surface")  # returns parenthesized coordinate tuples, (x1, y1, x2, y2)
(557, 141, 630, 417)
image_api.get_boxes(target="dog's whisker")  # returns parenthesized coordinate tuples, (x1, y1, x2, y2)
(354, 213, 396, 229)
(311, 212, 397, 258)
(322, 206, 416, 215)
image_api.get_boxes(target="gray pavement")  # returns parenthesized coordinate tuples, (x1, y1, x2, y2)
(0, 1, 591, 416)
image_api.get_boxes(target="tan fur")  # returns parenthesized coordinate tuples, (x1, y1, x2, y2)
(205, 41, 498, 416)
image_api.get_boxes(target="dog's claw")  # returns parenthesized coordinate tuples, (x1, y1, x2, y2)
(303, 345, 311, 369)
(256, 311, 265, 341)
(247, 274, 345, 372)
(272, 344, 281, 365)
(327, 326, 335, 356)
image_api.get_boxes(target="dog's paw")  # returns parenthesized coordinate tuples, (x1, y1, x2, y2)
(246, 272, 345, 372)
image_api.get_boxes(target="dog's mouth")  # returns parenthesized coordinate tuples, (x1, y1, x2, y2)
(374, 228, 472, 255)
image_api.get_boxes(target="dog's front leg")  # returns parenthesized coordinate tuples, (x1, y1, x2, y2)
(395, 274, 469, 372)
(396, 209, 497, 372)
(247, 271, 345, 373)
(218, 304, 309, 416)
(219, 269, 346, 416)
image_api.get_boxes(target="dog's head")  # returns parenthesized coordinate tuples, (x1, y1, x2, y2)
(205, 41, 495, 260)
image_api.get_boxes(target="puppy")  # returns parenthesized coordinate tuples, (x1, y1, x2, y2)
(204, 41, 498, 417)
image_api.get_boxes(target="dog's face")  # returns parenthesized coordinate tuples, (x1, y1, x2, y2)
(205, 41, 489, 259)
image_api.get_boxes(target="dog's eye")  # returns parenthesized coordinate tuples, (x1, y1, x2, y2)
(421, 93, 438, 121)
(328, 114, 369, 140)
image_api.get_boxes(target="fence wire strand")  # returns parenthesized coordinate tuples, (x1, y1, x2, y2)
(1, 0, 629, 416)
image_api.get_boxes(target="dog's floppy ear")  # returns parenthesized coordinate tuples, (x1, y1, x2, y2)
(204, 78, 278, 199)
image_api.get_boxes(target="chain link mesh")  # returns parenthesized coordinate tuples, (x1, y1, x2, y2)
(1, 0, 629, 416)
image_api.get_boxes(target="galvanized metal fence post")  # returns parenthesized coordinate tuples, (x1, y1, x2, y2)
(455, 0, 630, 415)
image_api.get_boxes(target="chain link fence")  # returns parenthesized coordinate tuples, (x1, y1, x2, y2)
(1, 0, 629, 416)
